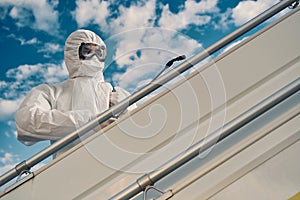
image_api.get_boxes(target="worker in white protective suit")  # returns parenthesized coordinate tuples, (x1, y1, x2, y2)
(15, 29, 136, 158)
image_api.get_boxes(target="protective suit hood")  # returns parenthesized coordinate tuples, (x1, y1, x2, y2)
(64, 29, 106, 80)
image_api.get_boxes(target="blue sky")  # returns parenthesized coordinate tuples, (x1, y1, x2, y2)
(0, 0, 285, 185)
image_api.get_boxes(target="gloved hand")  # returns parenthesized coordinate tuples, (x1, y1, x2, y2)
(109, 86, 137, 119)
(109, 87, 129, 106)
(109, 87, 132, 118)
(109, 89, 119, 107)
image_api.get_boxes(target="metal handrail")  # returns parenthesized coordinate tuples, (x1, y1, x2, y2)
(109, 78, 300, 199)
(0, 0, 297, 188)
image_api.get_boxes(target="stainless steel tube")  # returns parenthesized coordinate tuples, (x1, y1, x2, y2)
(0, 0, 297, 188)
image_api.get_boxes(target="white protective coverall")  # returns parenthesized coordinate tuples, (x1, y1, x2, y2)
(15, 29, 135, 157)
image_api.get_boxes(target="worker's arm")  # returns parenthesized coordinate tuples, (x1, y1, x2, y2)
(15, 84, 93, 145)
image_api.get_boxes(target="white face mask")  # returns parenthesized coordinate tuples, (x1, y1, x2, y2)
(78, 56, 105, 79)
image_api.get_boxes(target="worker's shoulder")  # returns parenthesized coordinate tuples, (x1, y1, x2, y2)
(29, 83, 58, 97)
(31, 83, 54, 91)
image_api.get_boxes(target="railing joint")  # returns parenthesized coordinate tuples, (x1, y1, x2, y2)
(137, 174, 154, 191)
(14, 160, 32, 183)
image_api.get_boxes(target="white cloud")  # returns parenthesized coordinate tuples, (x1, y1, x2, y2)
(9, 6, 32, 28)
(7, 34, 61, 56)
(109, 0, 156, 33)
(7, 34, 40, 46)
(0, 62, 68, 121)
(5, 132, 10, 138)
(158, 0, 218, 30)
(0, 153, 19, 166)
(7, 34, 63, 57)
(20, 38, 39, 46)
(212, 8, 233, 31)
(73, 0, 156, 34)
(13, 131, 18, 138)
(0, 153, 12, 164)
(0, 0, 60, 33)
(7, 64, 42, 81)
(0, 152, 20, 183)
(0, 81, 8, 88)
(0, 98, 24, 121)
(6, 62, 68, 84)
(8, 120, 16, 127)
(232, 0, 279, 26)
(73, 0, 110, 29)
(38, 42, 62, 54)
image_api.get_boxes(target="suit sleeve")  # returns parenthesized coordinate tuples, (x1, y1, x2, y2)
(15, 84, 93, 145)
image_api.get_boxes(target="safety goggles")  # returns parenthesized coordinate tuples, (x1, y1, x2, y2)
(79, 43, 107, 62)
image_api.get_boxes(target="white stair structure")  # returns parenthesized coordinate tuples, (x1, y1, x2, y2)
(1, 2, 300, 200)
